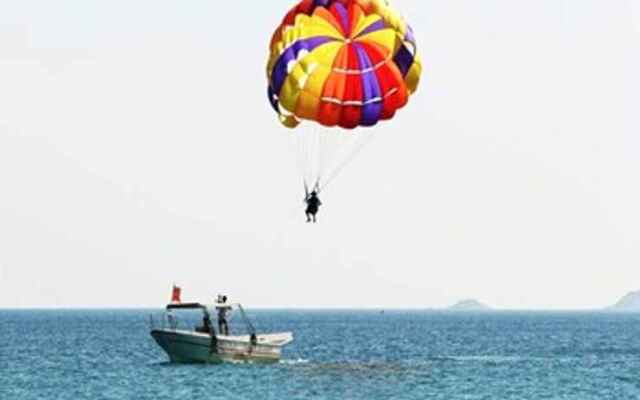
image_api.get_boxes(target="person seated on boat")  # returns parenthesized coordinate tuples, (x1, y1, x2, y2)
(305, 191, 322, 223)
(196, 314, 212, 335)
(217, 296, 231, 336)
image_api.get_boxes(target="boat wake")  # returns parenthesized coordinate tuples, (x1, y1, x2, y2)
(438, 355, 525, 363)
(279, 358, 310, 365)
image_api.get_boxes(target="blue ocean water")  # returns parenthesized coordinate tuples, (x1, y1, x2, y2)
(1, 310, 640, 399)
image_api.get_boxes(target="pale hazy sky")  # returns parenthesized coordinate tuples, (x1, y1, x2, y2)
(1, 0, 639, 309)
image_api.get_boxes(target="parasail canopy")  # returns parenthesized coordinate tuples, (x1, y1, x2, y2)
(267, 0, 422, 130)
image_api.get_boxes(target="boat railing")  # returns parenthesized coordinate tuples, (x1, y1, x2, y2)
(236, 304, 257, 337)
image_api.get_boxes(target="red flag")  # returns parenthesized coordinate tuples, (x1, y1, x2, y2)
(171, 285, 182, 303)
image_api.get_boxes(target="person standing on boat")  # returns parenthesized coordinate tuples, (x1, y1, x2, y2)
(216, 295, 231, 336)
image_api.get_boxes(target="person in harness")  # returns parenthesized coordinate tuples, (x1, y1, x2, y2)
(304, 190, 322, 223)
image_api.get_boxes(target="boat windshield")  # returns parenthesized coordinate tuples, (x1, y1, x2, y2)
(150, 302, 257, 338)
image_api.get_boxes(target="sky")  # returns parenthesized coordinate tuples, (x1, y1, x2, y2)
(1, 0, 639, 309)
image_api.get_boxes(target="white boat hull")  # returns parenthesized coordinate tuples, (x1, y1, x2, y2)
(151, 329, 293, 364)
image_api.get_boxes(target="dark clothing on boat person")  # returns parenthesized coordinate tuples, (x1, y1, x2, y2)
(217, 306, 230, 336)
(305, 192, 322, 223)
(218, 319, 228, 336)
(197, 315, 212, 334)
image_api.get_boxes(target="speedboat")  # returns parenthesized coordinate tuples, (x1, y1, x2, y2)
(149, 298, 293, 364)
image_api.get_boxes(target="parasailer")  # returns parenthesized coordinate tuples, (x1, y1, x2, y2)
(267, 0, 422, 219)
(305, 188, 323, 223)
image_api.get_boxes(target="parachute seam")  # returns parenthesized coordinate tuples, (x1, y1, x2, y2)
(321, 87, 398, 106)
(332, 58, 388, 75)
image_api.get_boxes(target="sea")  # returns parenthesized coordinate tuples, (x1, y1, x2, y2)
(1, 310, 640, 400)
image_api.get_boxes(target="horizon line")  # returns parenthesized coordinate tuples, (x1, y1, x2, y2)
(0, 306, 629, 312)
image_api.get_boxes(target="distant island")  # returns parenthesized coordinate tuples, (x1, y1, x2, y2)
(608, 290, 640, 312)
(448, 299, 492, 311)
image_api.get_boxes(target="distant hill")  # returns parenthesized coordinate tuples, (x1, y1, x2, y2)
(448, 299, 492, 311)
(609, 291, 640, 312)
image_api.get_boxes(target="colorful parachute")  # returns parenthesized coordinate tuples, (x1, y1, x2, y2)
(267, 0, 422, 130)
